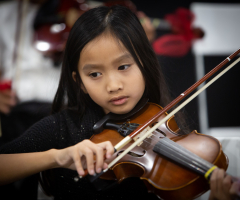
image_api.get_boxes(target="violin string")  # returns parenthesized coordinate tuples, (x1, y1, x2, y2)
(141, 136, 211, 174)
(153, 140, 207, 174)
(158, 137, 213, 169)
(147, 133, 212, 170)
(145, 130, 214, 169)
(134, 131, 213, 173)
(155, 134, 212, 168)
(128, 123, 212, 172)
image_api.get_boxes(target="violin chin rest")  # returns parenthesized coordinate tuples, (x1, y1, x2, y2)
(93, 98, 148, 134)
(87, 172, 118, 191)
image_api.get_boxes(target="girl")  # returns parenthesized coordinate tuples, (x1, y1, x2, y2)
(0, 5, 237, 200)
(0, 5, 174, 200)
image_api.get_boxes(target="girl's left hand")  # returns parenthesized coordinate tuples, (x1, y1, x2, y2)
(208, 168, 240, 200)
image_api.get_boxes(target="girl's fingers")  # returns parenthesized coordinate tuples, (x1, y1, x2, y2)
(222, 174, 232, 195)
(97, 141, 114, 159)
(229, 180, 240, 197)
(210, 168, 218, 193)
(72, 151, 85, 176)
(103, 162, 108, 170)
(84, 141, 114, 174)
(83, 147, 95, 175)
(216, 169, 225, 193)
(94, 146, 104, 173)
(69, 140, 114, 176)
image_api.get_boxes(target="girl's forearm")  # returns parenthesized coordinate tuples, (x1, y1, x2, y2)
(0, 149, 58, 185)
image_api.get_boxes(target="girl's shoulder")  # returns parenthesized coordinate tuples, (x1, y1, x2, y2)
(61, 106, 105, 130)
(55, 107, 105, 144)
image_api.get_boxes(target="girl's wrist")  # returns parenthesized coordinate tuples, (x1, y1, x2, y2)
(49, 147, 73, 169)
(48, 149, 61, 169)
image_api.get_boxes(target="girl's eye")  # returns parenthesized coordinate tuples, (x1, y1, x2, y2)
(118, 65, 130, 70)
(89, 72, 101, 78)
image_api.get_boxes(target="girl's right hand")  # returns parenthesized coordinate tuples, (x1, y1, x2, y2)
(53, 140, 114, 176)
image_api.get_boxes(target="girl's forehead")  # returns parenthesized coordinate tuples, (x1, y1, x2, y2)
(81, 33, 127, 55)
(78, 34, 133, 67)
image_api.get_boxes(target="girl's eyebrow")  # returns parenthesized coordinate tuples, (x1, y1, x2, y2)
(82, 64, 101, 72)
(112, 53, 133, 65)
(82, 53, 133, 71)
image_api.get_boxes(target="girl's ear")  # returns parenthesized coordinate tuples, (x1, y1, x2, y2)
(72, 71, 77, 82)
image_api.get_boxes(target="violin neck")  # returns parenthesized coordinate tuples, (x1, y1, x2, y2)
(153, 137, 214, 180)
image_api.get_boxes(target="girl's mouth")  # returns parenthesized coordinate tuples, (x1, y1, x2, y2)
(110, 96, 128, 105)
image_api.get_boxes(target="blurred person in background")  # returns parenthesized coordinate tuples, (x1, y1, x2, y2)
(0, 0, 61, 199)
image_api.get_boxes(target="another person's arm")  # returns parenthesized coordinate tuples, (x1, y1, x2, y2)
(0, 88, 17, 114)
(137, 11, 156, 43)
(0, 32, 17, 114)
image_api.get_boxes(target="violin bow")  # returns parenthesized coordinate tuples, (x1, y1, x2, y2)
(102, 48, 240, 176)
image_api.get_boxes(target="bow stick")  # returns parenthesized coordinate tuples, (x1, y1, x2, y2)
(104, 48, 240, 173)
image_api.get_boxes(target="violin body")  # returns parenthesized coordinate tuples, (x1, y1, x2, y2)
(90, 102, 228, 200)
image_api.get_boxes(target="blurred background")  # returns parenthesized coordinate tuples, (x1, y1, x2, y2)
(0, 0, 239, 200)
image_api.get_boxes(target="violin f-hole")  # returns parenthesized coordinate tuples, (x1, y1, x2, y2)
(151, 122, 166, 138)
(117, 150, 146, 157)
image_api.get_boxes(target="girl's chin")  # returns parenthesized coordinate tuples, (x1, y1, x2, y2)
(104, 107, 133, 115)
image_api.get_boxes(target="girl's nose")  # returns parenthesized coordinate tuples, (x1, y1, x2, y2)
(106, 76, 123, 93)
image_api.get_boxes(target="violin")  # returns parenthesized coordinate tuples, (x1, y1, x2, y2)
(89, 98, 228, 200)
(74, 49, 240, 200)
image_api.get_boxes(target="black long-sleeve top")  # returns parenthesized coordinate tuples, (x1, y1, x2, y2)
(0, 106, 159, 200)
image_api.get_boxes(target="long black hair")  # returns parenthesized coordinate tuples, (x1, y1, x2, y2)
(51, 5, 188, 133)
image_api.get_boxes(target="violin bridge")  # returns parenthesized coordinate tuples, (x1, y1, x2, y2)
(147, 133, 153, 138)
(133, 126, 151, 146)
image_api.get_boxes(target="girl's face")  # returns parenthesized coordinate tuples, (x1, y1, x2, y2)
(75, 33, 145, 114)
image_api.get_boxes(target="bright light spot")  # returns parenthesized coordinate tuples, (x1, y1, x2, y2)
(35, 41, 50, 51)
(50, 23, 66, 33)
